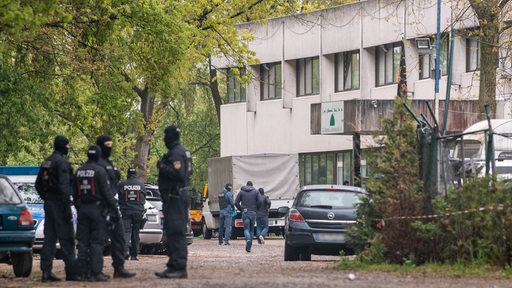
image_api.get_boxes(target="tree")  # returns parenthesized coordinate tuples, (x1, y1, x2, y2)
(465, 0, 511, 118)
(361, 97, 425, 264)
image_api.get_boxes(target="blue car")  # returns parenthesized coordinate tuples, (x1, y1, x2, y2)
(0, 174, 35, 277)
(9, 175, 46, 251)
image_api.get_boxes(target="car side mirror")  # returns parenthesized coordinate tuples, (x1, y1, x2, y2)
(277, 206, 289, 217)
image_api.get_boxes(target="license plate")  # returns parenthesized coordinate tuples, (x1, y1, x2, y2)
(147, 215, 157, 222)
(268, 219, 284, 227)
(314, 233, 345, 242)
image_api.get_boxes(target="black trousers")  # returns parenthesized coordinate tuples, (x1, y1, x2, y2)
(76, 203, 108, 276)
(40, 199, 76, 276)
(162, 188, 190, 271)
(122, 211, 143, 257)
(109, 213, 126, 270)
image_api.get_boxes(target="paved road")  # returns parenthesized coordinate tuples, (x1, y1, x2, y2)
(1, 237, 511, 287)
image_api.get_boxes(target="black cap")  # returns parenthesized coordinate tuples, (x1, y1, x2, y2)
(87, 145, 101, 161)
(127, 167, 136, 177)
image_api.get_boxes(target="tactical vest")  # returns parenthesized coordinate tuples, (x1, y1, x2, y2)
(75, 169, 99, 202)
(218, 191, 229, 210)
(122, 184, 142, 202)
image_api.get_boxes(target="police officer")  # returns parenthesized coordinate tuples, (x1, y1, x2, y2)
(96, 135, 136, 278)
(74, 145, 120, 282)
(35, 135, 78, 282)
(118, 167, 146, 261)
(155, 125, 193, 279)
(218, 183, 235, 245)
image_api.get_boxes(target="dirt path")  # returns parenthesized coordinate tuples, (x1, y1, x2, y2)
(1, 237, 511, 287)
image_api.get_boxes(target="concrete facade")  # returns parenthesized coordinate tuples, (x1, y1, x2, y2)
(213, 0, 512, 184)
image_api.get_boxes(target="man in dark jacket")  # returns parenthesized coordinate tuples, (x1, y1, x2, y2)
(35, 135, 78, 282)
(74, 145, 120, 282)
(234, 181, 260, 253)
(155, 125, 192, 279)
(218, 183, 235, 245)
(118, 167, 147, 261)
(256, 188, 271, 244)
(96, 135, 135, 279)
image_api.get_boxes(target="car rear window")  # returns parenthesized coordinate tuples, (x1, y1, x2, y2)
(296, 190, 361, 208)
(0, 178, 22, 204)
(14, 182, 43, 204)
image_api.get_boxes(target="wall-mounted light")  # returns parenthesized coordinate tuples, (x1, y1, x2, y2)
(416, 38, 432, 55)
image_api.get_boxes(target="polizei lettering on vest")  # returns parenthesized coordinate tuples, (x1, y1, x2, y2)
(123, 185, 141, 190)
(76, 170, 95, 177)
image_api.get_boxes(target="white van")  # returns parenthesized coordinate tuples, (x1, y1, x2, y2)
(453, 119, 512, 179)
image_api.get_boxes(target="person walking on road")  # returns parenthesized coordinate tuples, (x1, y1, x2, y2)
(256, 187, 271, 244)
(155, 125, 193, 279)
(35, 135, 79, 282)
(74, 145, 121, 282)
(118, 167, 147, 261)
(96, 135, 135, 279)
(234, 181, 260, 253)
(218, 183, 235, 245)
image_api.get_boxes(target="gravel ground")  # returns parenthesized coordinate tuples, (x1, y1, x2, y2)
(1, 237, 512, 288)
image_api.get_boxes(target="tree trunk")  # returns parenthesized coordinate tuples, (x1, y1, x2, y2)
(469, 1, 502, 119)
(209, 57, 222, 127)
(134, 85, 154, 182)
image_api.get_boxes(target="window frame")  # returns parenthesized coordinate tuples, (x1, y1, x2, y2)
(375, 43, 402, 87)
(296, 57, 320, 96)
(260, 62, 282, 100)
(226, 68, 246, 103)
(466, 37, 480, 72)
(335, 50, 360, 92)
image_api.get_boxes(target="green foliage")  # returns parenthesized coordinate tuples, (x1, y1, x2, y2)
(417, 176, 512, 267)
(346, 96, 425, 266)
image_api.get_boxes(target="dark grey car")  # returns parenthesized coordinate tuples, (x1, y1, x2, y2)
(280, 184, 366, 261)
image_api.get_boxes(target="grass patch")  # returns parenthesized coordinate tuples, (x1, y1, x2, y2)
(337, 256, 512, 279)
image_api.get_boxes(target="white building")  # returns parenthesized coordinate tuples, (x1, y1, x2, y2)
(213, 0, 512, 186)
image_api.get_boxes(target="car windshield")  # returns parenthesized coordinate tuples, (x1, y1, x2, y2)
(0, 178, 22, 204)
(14, 182, 43, 204)
(297, 190, 361, 209)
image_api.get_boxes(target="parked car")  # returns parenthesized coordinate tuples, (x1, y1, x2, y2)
(139, 200, 163, 246)
(9, 175, 78, 254)
(140, 184, 193, 254)
(0, 174, 36, 277)
(279, 184, 366, 261)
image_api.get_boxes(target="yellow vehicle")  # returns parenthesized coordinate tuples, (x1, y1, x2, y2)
(189, 184, 208, 236)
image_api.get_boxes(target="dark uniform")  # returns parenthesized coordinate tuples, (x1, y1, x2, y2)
(74, 145, 119, 282)
(35, 135, 78, 282)
(96, 134, 135, 279)
(118, 168, 146, 260)
(155, 125, 192, 279)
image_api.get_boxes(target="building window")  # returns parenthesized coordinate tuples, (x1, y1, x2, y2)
(439, 34, 449, 76)
(296, 57, 320, 96)
(419, 54, 432, 79)
(260, 62, 282, 100)
(299, 151, 354, 186)
(466, 37, 480, 72)
(335, 50, 360, 91)
(376, 43, 402, 86)
(226, 68, 246, 103)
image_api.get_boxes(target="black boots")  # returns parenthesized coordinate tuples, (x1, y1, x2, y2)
(113, 268, 136, 279)
(41, 271, 61, 282)
(155, 268, 187, 279)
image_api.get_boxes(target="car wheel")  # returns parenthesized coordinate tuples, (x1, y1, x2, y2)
(11, 251, 32, 277)
(284, 242, 300, 261)
(298, 248, 311, 261)
(192, 229, 202, 237)
(202, 219, 212, 239)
